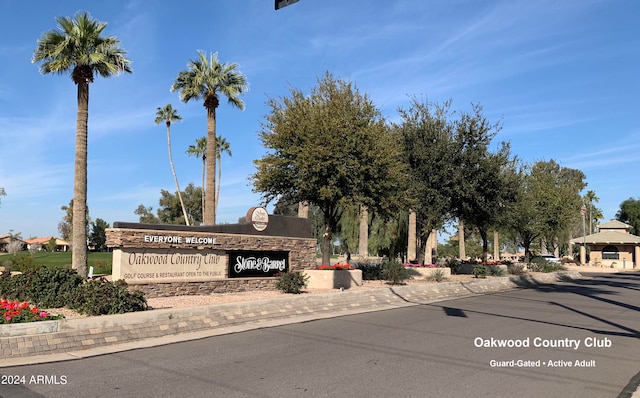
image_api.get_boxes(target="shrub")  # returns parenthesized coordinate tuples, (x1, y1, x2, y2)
(488, 265, 506, 277)
(275, 271, 308, 294)
(508, 263, 527, 275)
(427, 268, 448, 282)
(1, 252, 34, 273)
(69, 278, 147, 316)
(0, 266, 148, 319)
(0, 266, 84, 308)
(381, 260, 409, 285)
(445, 258, 462, 275)
(473, 265, 488, 278)
(528, 257, 566, 273)
(352, 261, 384, 280)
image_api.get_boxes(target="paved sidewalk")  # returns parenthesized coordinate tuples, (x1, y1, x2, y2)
(1, 271, 596, 367)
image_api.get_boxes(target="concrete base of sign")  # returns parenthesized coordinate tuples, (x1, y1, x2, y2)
(405, 267, 452, 280)
(304, 269, 363, 290)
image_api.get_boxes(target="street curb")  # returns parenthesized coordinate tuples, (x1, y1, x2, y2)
(0, 271, 582, 366)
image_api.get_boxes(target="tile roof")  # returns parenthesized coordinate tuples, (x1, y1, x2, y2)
(570, 230, 640, 245)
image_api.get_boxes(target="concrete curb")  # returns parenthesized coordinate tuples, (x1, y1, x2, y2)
(0, 271, 583, 366)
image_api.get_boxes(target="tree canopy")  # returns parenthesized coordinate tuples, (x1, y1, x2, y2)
(89, 218, 110, 252)
(252, 72, 405, 265)
(505, 160, 586, 261)
(33, 12, 131, 277)
(135, 183, 203, 225)
(171, 51, 248, 224)
(616, 197, 640, 235)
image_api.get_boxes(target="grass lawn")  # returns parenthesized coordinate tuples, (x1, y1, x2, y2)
(1, 251, 113, 275)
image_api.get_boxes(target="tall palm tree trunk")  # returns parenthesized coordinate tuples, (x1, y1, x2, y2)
(72, 81, 89, 277)
(215, 153, 221, 218)
(166, 124, 190, 225)
(204, 107, 217, 224)
(201, 155, 206, 219)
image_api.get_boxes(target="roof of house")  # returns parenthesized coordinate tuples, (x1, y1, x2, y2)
(23, 237, 69, 245)
(598, 220, 631, 231)
(0, 235, 25, 244)
(570, 230, 640, 245)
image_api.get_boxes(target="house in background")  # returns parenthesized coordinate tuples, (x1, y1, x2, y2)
(23, 237, 70, 252)
(0, 235, 26, 252)
(570, 220, 640, 269)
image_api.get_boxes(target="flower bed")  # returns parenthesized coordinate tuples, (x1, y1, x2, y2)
(313, 263, 354, 270)
(1, 299, 64, 324)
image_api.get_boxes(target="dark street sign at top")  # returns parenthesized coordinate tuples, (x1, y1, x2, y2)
(275, 0, 300, 10)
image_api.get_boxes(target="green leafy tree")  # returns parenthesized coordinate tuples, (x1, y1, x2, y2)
(134, 205, 160, 224)
(616, 197, 640, 235)
(584, 190, 600, 234)
(135, 183, 203, 225)
(59, 199, 91, 242)
(0, 187, 5, 205)
(89, 218, 109, 252)
(368, 211, 409, 260)
(33, 12, 132, 277)
(505, 160, 586, 261)
(155, 104, 190, 225)
(449, 105, 518, 262)
(46, 237, 57, 253)
(396, 98, 455, 263)
(252, 72, 405, 265)
(172, 51, 248, 225)
(186, 136, 208, 216)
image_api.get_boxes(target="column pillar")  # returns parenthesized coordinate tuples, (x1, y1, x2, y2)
(408, 211, 417, 262)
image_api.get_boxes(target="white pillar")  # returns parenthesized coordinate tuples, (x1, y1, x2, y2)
(408, 211, 417, 262)
(458, 220, 466, 260)
(297, 202, 309, 218)
(358, 205, 368, 257)
(493, 231, 499, 261)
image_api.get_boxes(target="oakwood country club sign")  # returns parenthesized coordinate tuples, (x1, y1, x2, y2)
(112, 249, 227, 283)
(112, 248, 290, 283)
(106, 215, 313, 285)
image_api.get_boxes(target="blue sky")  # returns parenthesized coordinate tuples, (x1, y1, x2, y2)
(0, 0, 638, 239)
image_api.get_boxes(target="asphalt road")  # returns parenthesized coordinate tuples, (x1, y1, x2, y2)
(1, 273, 639, 398)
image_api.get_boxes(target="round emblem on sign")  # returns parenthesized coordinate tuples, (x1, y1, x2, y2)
(246, 207, 269, 231)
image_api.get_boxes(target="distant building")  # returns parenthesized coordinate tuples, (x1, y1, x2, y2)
(570, 220, 640, 268)
(23, 237, 70, 252)
(0, 235, 26, 252)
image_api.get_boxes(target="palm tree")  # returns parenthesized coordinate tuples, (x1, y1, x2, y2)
(584, 190, 599, 234)
(33, 12, 131, 277)
(186, 136, 208, 217)
(171, 51, 248, 224)
(215, 136, 232, 218)
(155, 104, 190, 226)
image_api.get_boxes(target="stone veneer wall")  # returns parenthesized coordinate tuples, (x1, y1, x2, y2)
(129, 278, 278, 298)
(106, 227, 316, 298)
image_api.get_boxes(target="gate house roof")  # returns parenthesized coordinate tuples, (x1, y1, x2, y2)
(570, 220, 640, 245)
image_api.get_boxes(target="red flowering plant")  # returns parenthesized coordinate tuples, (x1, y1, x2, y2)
(402, 263, 436, 268)
(1, 299, 64, 324)
(313, 263, 354, 270)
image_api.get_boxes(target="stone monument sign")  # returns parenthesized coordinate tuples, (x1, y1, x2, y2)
(106, 212, 315, 295)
